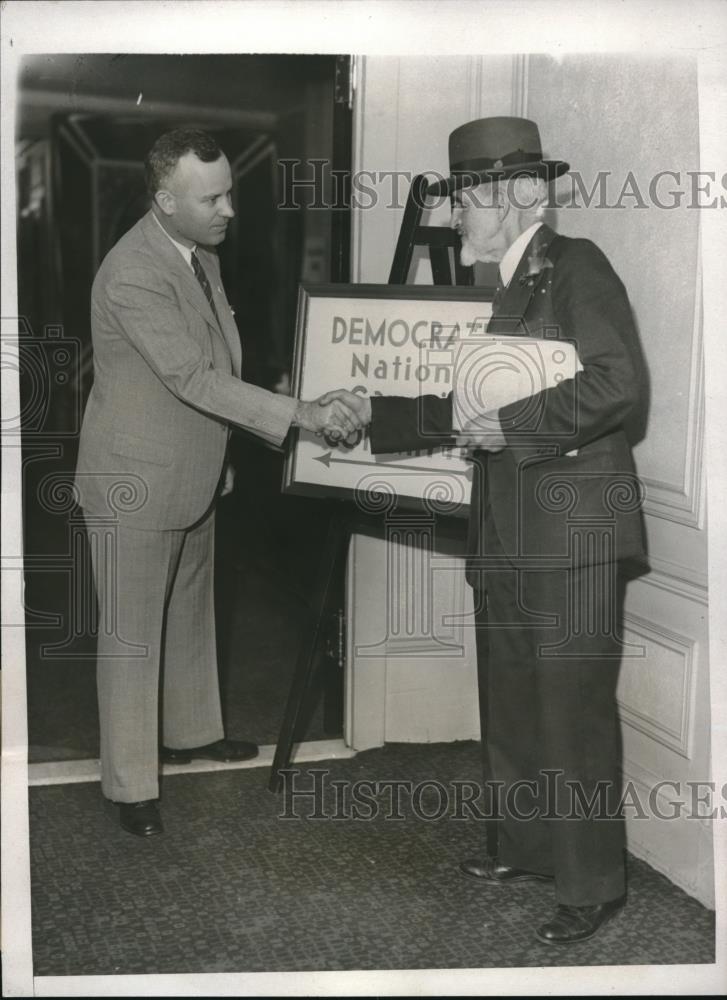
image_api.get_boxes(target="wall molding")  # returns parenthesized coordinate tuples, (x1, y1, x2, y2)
(466, 56, 484, 120)
(621, 754, 716, 831)
(514, 54, 704, 530)
(619, 612, 696, 759)
(350, 55, 368, 285)
(621, 754, 685, 812)
(619, 754, 714, 907)
(640, 229, 705, 528)
(511, 54, 529, 117)
(636, 556, 708, 605)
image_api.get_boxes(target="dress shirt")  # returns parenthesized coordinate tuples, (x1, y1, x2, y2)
(465, 223, 542, 451)
(499, 222, 542, 287)
(153, 210, 195, 269)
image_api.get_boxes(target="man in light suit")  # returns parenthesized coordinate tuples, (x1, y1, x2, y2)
(75, 128, 363, 837)
(329, 117, 647, 945)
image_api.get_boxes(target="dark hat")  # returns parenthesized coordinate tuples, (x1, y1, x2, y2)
(427, 116, 569, 196)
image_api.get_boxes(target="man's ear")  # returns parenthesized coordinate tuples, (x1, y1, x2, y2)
(510, 175, 545, 213)
(154, 189, 175, 216)
(497, 188, 510, 221)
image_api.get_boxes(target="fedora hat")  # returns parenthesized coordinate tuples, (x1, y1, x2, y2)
(427, 116, 569, 196)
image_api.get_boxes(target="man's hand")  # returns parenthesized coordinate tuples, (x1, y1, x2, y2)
(456, 410, 507, 453)
(318, 389, 372, 427)
(293, 390, 370, 440)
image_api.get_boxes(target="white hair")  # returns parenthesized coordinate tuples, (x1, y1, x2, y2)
(459, 177, 549, 226)
(502, 176, 549, 220)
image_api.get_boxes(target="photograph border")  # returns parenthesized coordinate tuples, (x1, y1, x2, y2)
(2, 2, 726, 997)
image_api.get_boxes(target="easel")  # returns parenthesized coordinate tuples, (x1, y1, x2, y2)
(388, 174, 473, 286)
(269, 173, 477, 794)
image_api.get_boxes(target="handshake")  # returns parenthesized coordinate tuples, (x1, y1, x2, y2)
(293, 389, 372, 444)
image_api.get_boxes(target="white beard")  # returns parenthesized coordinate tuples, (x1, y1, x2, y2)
(459, 235, 503, 266)
(459, 241, 478, 267)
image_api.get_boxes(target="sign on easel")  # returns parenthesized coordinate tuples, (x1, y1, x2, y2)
(283, 282, 581, 513)
(283, 283, 492, 512)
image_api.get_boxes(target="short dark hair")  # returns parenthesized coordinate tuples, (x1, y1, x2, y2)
(145, 128, 223, 197)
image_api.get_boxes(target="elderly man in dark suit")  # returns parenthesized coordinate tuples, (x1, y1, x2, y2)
(329, 116, 646, 945)
(75, 128, 364, 837)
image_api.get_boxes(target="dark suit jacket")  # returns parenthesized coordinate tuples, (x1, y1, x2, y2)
(370, 224, 647, 580)
(75, 211, 297, 529)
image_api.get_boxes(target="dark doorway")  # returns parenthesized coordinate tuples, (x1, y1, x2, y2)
(16, 53, 353, 762)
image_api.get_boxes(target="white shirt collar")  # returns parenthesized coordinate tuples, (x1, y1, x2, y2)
(499, 222, 543, 287)
(152, 210, 196, 269)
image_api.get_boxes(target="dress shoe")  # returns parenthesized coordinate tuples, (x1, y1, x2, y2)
(535, 896, 626, 945)
(118, 800, 163, 837)
(160, 737, 258, 765)
(459, 856, 554, 884)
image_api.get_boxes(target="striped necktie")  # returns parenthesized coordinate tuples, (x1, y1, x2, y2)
(491, 273, 505, 314)
(191, 250, 220, 326)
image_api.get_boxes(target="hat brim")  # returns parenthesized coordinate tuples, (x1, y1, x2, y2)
(426, 159, 569, 197)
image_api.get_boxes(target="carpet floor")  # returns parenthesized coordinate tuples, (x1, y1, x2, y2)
(22, 445, 716, 979)
(29, 740, 715, 977)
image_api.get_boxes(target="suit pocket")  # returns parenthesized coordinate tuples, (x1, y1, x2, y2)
(111, 430, 173, 467)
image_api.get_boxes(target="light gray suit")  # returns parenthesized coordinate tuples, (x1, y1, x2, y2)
(75, 210, 297, 802)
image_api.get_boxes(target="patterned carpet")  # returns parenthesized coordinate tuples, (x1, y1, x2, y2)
(29, 740, 715, 976)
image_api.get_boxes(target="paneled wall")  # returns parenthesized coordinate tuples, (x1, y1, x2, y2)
(346, 54, 712, 906)
(527, 55, 705, 551)
(525, 53, 711, 907)
(351, 55, 515, 284)
(346, 55, 519, 751)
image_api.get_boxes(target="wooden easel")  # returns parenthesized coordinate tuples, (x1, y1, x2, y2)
(389, 174, 472, 286)
(269, 173, 474, 792)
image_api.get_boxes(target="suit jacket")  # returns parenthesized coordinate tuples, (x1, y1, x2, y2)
(75, 211, 297, 529)
(370, 224, 647, 580)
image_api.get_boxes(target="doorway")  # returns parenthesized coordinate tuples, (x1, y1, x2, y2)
(16, 53, 354, 763)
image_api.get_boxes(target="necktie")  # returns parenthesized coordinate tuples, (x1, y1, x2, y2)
(191, 250, 220, 326)
(491, 273, 505, 314)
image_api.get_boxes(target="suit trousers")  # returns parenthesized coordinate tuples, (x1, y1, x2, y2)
(87, 506, 224, 803)
(474, 502, 627, 907)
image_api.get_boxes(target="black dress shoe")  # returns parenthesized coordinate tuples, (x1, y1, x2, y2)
(160, 738, 258, 765)
(118, 800, 163, 837)
(535, 896, 626, 945)
(459, 856, 554, 884)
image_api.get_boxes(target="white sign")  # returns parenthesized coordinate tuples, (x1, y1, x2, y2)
(284, 283, 494, 512)
(284, 283, 582, 511)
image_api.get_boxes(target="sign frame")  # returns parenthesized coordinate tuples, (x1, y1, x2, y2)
(282, 282, 497, 513)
